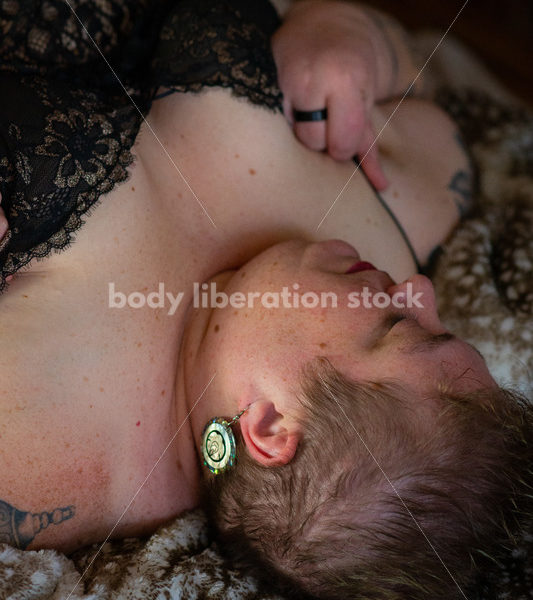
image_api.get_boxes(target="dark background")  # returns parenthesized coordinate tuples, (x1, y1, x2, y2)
(365, 0, 533, 105)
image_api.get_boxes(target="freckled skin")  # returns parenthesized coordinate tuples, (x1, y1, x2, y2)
(0, 83, 478, 552)
(0, 451, 110, 551)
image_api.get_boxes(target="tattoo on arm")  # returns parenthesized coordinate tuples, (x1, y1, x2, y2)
(448, 132, 475, 218)
(448, 170, 473, 219)
(0, 498, 75, 549)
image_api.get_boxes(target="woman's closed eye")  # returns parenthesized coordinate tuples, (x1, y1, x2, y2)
(372, 314, 408, 347)
(385, 314, 408, 333)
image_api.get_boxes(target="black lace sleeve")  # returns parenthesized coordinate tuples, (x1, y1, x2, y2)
(0, 0, 165, 90)
(151, 0, 283, 111)
(0, 0, 172, 292)
(0, 73, 146, 290)
(0, 0, 283, 293)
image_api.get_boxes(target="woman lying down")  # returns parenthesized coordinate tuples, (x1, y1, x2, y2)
(0, 1, 531, 599)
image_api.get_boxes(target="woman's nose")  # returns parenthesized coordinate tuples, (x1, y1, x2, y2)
(386, 274, 447, 333)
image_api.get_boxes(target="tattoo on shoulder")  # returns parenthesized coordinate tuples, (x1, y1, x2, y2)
(448, 170, 473, 219)
(0, 498, 75, 549)
(448, 132, 475, 218)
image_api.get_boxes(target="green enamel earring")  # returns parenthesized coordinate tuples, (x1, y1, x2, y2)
(201, 408, 247, 474)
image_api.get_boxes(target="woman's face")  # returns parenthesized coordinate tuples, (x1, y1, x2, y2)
(193, 239, 495, 414)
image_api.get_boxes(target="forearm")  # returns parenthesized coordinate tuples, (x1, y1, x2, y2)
(274, 0, 424, 99)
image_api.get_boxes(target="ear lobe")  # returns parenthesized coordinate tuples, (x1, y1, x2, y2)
(239, 400, 300, 467)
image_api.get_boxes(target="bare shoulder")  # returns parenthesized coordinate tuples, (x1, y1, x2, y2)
(374, 97, 474, 267)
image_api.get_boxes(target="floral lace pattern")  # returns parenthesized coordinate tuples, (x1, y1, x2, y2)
(0, 74, 145, 289)
(0, 0, 160, 87)
(151, 0, 282, 110)
(0, 0, 282, 292)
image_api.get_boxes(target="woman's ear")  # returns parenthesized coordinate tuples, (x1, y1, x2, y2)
(239, 399, 300, 467)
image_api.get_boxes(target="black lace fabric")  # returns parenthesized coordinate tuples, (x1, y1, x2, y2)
(0, 73, 146, 286)
(151, 0, 282, 110)
(0, 0, 281, 293)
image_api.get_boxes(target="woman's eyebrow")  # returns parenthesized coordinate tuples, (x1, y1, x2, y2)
(409, 334, 488, 365)
(409, 332, 456, 353)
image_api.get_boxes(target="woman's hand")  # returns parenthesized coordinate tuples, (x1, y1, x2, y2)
(272, 0, 413, 191)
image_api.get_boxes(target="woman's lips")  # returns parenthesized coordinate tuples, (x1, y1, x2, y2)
(345, 261, 377, 274)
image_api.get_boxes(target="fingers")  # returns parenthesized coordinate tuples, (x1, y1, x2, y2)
(291, 91, 328, 151)
(326, 92, 368, 161)
(291, 96, 362, 156)
(285, 68, 336, 150)
(289, 95, 389, 190)
(281, 55, 373, 160)
(356, 123, 389, 191)
(294, 119, 327, 152)
(282, 94, 295, 128)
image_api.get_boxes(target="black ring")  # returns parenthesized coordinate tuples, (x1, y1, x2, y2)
(293, 108, 328, 122)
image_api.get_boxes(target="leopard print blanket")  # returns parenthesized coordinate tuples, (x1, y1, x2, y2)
(433, 88, 533, 399)
(0, 86, 532, 600)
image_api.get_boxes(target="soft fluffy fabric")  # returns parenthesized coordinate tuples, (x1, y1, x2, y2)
(433, 86, 533, 397)
(1, 37, 532, 600)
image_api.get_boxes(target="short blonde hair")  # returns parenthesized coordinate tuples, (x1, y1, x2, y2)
(203, 357, 533, 600)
